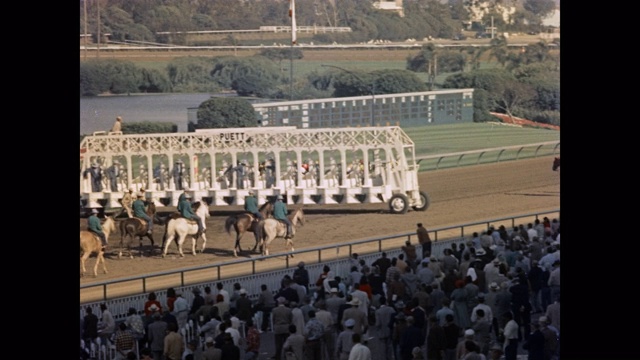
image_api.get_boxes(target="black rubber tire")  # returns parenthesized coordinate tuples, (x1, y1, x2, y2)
(412, 191, 430, 211)
(389, 193, 410, 214)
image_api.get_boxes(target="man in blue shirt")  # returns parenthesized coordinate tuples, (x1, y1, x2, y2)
(177, 192, 204, 237)
(244, 190, 263, 221)
(132, 193, 153, 234)
(273, 194, 292, 239)
(87, 209, 108, 250)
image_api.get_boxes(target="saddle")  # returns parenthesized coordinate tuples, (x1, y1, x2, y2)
(169, 212, 198, 225)
(132, 217, 150, 225)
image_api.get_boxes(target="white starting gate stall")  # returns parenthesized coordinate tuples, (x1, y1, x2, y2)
(79, 126, 430, 214)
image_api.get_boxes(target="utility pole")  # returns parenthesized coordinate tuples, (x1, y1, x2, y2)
(83, 0, 88, 61)
(96, 0, 100, 59)
(321, 64, 376, 126)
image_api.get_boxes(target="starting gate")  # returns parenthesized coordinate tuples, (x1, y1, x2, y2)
(79, 126, 430, 214)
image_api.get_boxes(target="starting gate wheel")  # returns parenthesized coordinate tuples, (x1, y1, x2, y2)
(412, 191, 430, 212)
(389, 193, 410, 214)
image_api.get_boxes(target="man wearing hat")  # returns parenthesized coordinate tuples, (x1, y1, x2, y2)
(202, 336, 221, 360)
(172, 159, 184, 190)
(177, 192, 204, 237)
(244, 189, 263, 221)
(146, 311, 168, 360)
(111, 116, 123, 133)
(119, 188, 134, 218)
(336, 318, 356, 360)
(105, 159, 121, 192)
(132, 192, 153, 234)
(172, 290, 189, 330)
(273, 194, 293, 239)
(293, 261, 310, 290)
(153, 162, 168, 191)
(87, 208, 108, 250)
(272, 296, 293, 360)
(188, 288, 205, 321)
(83, 162, 103, 192)
(342, 297, 367, 335)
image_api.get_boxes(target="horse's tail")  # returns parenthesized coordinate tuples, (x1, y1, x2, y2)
(163, 218, 174, 247)
(255, 220, 264, 243)
(224, 216, 236, 234)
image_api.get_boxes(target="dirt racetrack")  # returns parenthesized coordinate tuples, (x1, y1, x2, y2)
(80, 156, 560, 286)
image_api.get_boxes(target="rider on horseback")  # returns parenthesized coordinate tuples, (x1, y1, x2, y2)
(273, 194, 293, 239)
(87, 208, 108, 250)
(177, 192, 204, 238)
(133, 192, 153, 235)
(244, 190, 263, 222)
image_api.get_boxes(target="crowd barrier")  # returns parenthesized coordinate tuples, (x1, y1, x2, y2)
(80, 209, 560, 322)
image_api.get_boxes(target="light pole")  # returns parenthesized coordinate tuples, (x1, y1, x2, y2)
(321, 64, 375, 126)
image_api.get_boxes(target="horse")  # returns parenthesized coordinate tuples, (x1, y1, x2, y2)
(161, 200, 210, 257)
(118, 202, 163, 258)
(224, 201, 274, 257)
(552, 157, 560, 171)
(255, 207, 305, 258)
(80, 216, 116, 277)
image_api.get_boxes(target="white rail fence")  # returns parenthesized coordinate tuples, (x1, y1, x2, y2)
(416, 141, 560, 170)
(80, 209, 560, 319)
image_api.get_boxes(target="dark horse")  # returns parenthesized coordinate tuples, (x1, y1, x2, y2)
(552, 157, 560, 171)
(118, 202, 164, 258)
(225, 201, 274, 257)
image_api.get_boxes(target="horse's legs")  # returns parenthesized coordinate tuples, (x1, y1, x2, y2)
(80, 252, 88, 277)
(162, 234, 174, 258)
(200, 234, 206, 254)
(191, 235, 197, 256)
(92, 252, 101, 276)
(98, 251, 108, 274)
(177, 235, 185, 257)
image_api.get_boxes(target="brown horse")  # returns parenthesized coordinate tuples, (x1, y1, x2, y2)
(225, 201, 274, 257)
(552, 157, 560, 171)
(80, 216, 116, 277)
(118, 202, 163, 258)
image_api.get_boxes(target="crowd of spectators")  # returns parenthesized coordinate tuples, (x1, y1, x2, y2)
(81, 218, 560, 360)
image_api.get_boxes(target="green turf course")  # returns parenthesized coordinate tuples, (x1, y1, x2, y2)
(403, 122, 560, 171)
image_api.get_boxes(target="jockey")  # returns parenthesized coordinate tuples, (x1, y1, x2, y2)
(244, 190, 263, 221)
(273, 194, 293, 239)
(87, 208, 108, 250)
(177, 192, 204, 237)
(119, 188, 134, 218)
(132, 192, 153, 235)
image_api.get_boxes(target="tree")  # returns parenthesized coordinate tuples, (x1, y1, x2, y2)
(167, 56, 221, 93)
(488, 35, 510, 67)
(436, 50, 467, 73)
(259, 48, 304, 72)
(372, 69, 428, 94)
(523, 0, 556, 19)
(488, 79, 536, 119)
(406, 43, 439, 89)
(195, 97, 258, 129)
(210, 56, 282, 97)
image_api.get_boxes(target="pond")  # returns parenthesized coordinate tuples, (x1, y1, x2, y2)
(79, 93, 212, 135)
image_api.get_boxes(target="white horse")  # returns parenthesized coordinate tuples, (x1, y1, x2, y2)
(255, 207, 305, 257)
(161, 200, 210, 257)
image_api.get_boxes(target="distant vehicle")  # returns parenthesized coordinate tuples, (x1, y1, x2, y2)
(475, 32, 491, 39)
(527, 31, 540, 35)
(452, 33, 467, 40)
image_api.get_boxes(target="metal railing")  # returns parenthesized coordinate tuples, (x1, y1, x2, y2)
(416, 141, 560, 170)
(80, 209, 560, 319)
